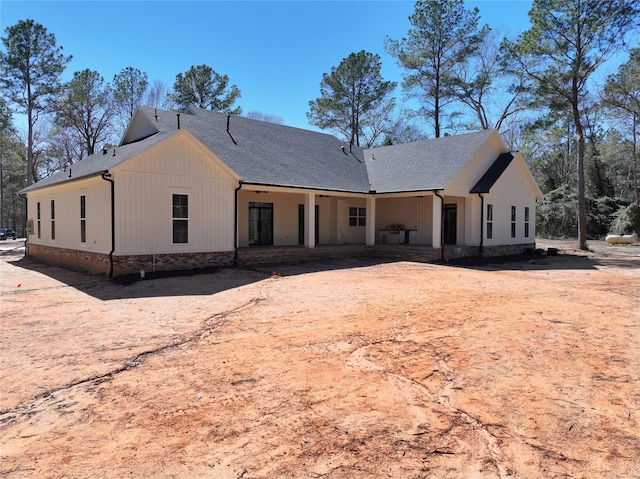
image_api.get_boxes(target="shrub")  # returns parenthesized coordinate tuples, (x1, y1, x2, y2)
(609, 203, 640, 236)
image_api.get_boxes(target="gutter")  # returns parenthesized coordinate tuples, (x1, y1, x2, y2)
(434, 190, 445, 261)
(233, 180, 243, 267)
(101, 171, 115, 278)
(477, 193, 484, 256)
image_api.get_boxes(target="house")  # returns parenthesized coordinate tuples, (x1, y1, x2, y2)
(19, 106, 543, 277)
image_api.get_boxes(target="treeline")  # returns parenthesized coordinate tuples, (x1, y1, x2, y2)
(1, 0, 639, 242)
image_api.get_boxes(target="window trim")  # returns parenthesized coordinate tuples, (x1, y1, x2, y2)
(172, 193, 189, 244)
(80, 194, 86, 243)
(50, 199, 56, 241)
(486, 204, 493, 240)
(37, 201, 41, 239)
(348, 206, 366, 227)
(510, 205, 516, 238)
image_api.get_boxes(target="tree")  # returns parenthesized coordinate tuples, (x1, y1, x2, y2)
(507, 0, 638, 249)
(113, 67, 148, 130)
(602, 46, 640, 204)
(307, 50, 397, 147)
(170, 64, 241, 113)
(0, 19, 71, 185)
(245, 110, 285, 124)
(54, 69, 116, 157)
(448, 29, 531, 135)
(385, 0, 489, 138)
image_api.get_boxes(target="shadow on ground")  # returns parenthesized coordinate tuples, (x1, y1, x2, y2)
(5, 239, 638, 302)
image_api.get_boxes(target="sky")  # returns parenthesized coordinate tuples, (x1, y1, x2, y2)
(0, 0, 536, 132)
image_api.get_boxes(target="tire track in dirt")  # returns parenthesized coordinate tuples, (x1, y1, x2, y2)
(0, 296, 266, 428)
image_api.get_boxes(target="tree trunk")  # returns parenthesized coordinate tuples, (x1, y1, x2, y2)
(27, 101, 34, 186)
(633, 115, 638, 205)
(573, 103, 588, 250)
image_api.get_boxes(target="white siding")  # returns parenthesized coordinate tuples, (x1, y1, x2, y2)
(483, 161, 538, 245)
(113, 133, 237, 255)
(26, 176, 112, 253)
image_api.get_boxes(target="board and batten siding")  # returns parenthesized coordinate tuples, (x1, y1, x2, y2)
(26, 176, 112, 253)
(374, 196, 434, 244)
(482, 160, 538, 245)
(113, 132, 238, 255)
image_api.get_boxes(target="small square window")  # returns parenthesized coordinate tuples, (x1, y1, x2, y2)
(348, 206, 366, 227)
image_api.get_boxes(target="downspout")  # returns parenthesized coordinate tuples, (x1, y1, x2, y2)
(101, 171, 115, 278)
(477, 193, 484, 257)
(233, 180, 243, 267)
(434, 190, 445, 261)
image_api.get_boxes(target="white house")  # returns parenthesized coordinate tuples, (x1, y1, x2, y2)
(19, 106, 543, 277)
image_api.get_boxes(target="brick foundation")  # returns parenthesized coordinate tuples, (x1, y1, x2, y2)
(111, 251, 234, 277)
(26, 242, 537, 277)
(26, 243, 234, 277)
(27, 243, 111, 275)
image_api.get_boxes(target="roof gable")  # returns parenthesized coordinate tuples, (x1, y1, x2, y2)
(363, 130, 496, 193)
(470, 152, 514, 193)
(136, 106, 371, 193)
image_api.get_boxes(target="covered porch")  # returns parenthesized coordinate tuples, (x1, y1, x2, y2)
(237, 188, 479, 252)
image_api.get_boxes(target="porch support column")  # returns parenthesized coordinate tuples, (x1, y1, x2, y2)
(305, 192, 316, 248)
(432, 192, 442, 248)
(366, 196, 376, 246)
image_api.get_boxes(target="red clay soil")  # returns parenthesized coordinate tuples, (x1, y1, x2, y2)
(1, 239, 639, 478)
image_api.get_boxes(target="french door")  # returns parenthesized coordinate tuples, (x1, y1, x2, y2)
(248, 202, 273, 246)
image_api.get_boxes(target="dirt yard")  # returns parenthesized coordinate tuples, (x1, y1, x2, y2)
(1, 239, 639, 478)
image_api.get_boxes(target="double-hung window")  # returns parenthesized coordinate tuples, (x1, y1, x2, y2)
(37, 202, 41, 239)
(80, 195, 86, 243)
(486, 204, 493, 239)
(510, 206, 517, 238)
(172, 194, 188, 243)
(524, 206, 530, 238)
(50, 199, 56, 240)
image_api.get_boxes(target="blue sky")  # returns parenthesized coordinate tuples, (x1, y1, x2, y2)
(1, 0, 534, 132)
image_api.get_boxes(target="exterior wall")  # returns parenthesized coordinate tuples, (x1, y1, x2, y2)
(25, 176, 112, 254)
(237, 190, 306, 247)
(375, 196, 433, 245)
(337, 197, 367, 244)
(113, 133, 237, 255)
(464, 195, 481, 246)
(446, 132, 504, 195)
(443, 195, 466, 245)
(482, 161, 538, 246)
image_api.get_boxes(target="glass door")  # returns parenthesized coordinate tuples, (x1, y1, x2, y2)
(248, 202, 273, 246)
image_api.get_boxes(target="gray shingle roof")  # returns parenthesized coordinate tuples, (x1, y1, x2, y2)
(20, 107, 498, 195)
(136, 106, 371, 193)
(363, 129, 496, 193)
(19, 130, 174, 193)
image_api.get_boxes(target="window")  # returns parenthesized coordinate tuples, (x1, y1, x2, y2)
(50, 199, 56, 240)
(349, 207, 366, 226)
(172, 194, 188, 243)
(80, 195, 86, 243)
(486, 204, 493, 240)
(524, 206, 530, 238)
(510, 206, 516, 238)
(37, 202, 41, 239)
